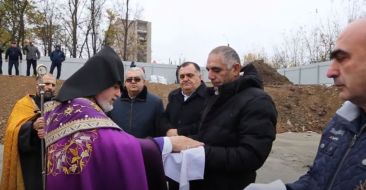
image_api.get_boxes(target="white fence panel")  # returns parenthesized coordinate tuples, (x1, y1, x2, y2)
(277, 61, 333, 85)
(1, 57, 209, 84)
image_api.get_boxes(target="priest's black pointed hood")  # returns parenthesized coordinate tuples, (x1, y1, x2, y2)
(55, 46, 124, 102)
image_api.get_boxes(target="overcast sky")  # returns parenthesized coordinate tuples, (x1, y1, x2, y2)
(117, 0, 354, 66)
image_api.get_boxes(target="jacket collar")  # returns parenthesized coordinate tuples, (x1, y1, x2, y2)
(336, 101, 360, 122)
(208, 74, 262, 97)
(335, 101, 366, 134)
(172, 81, 207, 100)
(121, 85, 148, 102)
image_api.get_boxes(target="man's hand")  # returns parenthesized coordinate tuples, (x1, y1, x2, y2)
(169, 136, 204, 152)
(37, 128, 45, 139)
(33, 117, 45, 139)
(166, 129, 178, 137)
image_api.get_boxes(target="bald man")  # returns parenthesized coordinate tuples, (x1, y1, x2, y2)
(1, 73, 56, 190)
(246, 18, 366, 190)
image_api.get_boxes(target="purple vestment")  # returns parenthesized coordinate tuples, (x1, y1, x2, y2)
(44, 98, 149, 190)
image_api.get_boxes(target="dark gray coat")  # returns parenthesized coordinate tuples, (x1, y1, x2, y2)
(109, 86, 164, 138)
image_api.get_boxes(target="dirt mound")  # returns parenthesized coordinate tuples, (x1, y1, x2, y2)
(266, 84, 342, 133)
(0, 75, 342, 143)
(250, 60, 292, 85)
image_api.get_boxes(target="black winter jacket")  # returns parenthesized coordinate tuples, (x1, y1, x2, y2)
(158, 82, 207, 136)
(5, 47, 22, 61)
(50, 49, 65, 63)
(190, 75, 277, 190)
(108, 86, 164, 138)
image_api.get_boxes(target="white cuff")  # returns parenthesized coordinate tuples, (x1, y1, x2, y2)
(162, 137, 173, 156)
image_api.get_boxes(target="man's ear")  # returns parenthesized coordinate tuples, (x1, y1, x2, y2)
(232, 63, 241, 75)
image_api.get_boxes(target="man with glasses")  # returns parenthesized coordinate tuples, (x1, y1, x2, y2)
(109, 67, 164, 138)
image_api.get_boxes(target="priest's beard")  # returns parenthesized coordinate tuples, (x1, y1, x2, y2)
(44, 91, 55, 101)
(96, 98, 114, 112)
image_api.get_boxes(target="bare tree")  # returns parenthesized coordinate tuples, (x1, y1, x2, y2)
(104, 9, 117, 46)
(31, 0, 62, 55)
(121, 0, 132, 61)
(62, 0, 87, 58)
(88, 0, 105, 56)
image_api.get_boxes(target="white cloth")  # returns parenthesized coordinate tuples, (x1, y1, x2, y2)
(244, 180, 287, 190)
(163, 147, 205, 190)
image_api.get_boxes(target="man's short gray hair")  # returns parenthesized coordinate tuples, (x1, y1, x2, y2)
(126, 67, 145, 80)
(209, 46, 241, 69)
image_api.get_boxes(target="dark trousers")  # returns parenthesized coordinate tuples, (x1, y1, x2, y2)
(8, 60, 19, 75)
(168, 178, 179, 190)
(50, 62, 62, 79)
(0, 59, 2, 74)
(26, 59, 37, 76)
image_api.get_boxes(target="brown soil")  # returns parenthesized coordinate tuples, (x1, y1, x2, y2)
(251, 60, 293, 85)
(0, 63, 343, 143)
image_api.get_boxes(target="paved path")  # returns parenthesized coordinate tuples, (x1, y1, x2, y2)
(256, 132, 320, 183)
(0, 132, 320, 183)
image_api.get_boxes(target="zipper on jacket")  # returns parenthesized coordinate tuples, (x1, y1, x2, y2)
(326, 123, 366, 190)
(129, 100, 134, 131)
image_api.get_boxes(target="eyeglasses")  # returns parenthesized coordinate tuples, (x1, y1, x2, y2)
(126, 77, 142, 83)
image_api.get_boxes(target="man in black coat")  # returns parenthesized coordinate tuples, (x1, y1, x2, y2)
(159, 61, 207, 137)
(109, 67, 164, 138)
(158, 61, 207, 190)
(49, 44, 66, 79)
(5, 41, 22, 75)
(188, 46, 277, 190)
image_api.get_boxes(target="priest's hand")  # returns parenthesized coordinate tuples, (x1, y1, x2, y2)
(33, 117, 45, 139)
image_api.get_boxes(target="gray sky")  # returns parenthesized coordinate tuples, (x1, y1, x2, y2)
(125, 0, 351, 66)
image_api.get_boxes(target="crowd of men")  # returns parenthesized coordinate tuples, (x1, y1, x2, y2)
(0, 40, 65, 79)
(1, 17, 366, 190)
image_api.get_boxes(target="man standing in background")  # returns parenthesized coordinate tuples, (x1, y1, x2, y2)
(158, 61, 207, 190)
(50, 44, 66, 79)
(23, 39, 40, 76)
(5, 41, 22, 76)
(159, 61, 207, 137)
